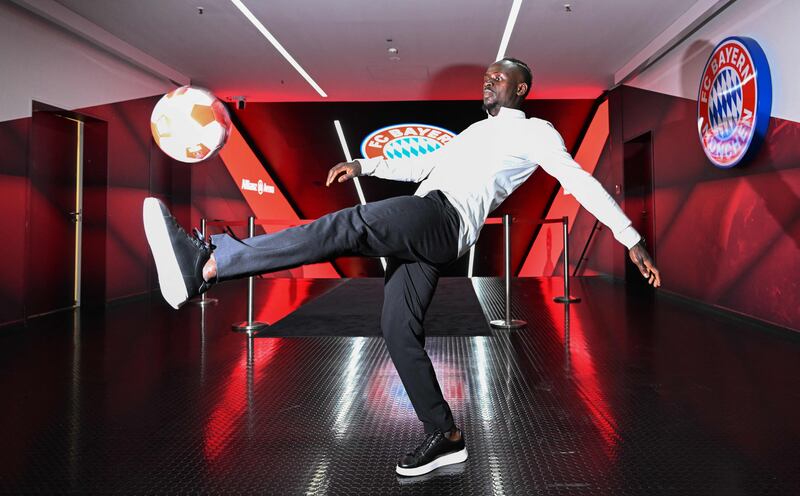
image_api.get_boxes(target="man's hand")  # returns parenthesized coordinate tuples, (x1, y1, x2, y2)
(326, 161, 362, 187)
(629, 241, 661, 287)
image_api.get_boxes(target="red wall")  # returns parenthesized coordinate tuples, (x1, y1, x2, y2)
(0, 96, 199, 327)
(77, 96, 197, 303)
(200, 99, 596, 277)
(583, 85, 799, 331)
(0, 94, 622, 326)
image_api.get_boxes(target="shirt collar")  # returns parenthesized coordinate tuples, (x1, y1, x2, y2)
(487, 106, 526, 119)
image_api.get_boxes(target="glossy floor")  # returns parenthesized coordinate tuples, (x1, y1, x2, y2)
(1, 277, 798, 494)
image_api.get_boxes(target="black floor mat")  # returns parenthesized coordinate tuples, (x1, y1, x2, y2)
(259, 277, 491, 337)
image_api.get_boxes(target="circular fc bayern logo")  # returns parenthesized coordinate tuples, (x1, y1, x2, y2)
(360, 123, 456, 160)
(697, 36, 771, 168)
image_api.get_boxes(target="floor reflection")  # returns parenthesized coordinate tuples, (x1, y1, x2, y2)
(203, 336, 281, 467)
(1, 277, 798, 494)
(542, 278, 620, 456)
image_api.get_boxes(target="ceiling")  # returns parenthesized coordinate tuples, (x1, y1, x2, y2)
(47, 0, 706, 102)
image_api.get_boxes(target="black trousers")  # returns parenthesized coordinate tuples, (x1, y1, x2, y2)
(211, 191, 461, 434)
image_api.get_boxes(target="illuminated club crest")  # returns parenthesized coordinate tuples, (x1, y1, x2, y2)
(697, 37, 771, 168)
(360, 123, 456, 160)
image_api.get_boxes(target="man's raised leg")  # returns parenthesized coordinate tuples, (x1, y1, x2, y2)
(143, 192, 459, 308)
(207, 191, 460, 282)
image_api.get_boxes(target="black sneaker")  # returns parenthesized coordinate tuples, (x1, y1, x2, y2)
(396, 428, 468, 477)
(143, 197, 213, 309)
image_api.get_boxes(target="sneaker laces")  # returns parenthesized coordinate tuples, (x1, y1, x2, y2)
(160, 208, 210, 253)
(191, 228, 211, 252)
(413, 431, 443, 458)
(162, 212, 194, 246)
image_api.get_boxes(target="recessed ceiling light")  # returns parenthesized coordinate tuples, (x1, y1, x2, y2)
(230, 0, 327, 97)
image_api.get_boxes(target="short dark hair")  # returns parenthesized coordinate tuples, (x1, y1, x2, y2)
(500, 57, 532, 97)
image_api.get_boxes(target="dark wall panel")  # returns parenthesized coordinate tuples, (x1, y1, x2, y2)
(79, 97, 193, 302)
(79, 100, 153, 301)
(0, 118, 30, 325)
(81, 119, 108, 306)
(27, 111, 78, 316)
(1, 94, 196, 327)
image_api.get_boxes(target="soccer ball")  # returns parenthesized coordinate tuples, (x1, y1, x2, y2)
(150, 86, 232, 163)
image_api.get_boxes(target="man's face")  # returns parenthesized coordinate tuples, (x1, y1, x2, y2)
(482, 61, 527, 116)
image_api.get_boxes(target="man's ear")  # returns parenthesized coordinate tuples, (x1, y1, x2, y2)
(517, 82, 528, 96)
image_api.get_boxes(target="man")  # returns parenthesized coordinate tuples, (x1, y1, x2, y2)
(143, 58, 661, 477)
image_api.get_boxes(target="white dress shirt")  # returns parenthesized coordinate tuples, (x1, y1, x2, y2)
(356, 106, 641, 257)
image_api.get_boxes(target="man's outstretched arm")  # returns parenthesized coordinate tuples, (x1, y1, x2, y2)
(533, 122, 661, 287)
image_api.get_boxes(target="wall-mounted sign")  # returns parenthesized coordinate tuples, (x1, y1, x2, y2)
(241, 178, 275, 195)
(697, 36, 771, 168)
(360, 123, 456, 160)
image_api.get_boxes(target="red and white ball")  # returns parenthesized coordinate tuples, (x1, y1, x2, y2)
(150, 86, 232, 163)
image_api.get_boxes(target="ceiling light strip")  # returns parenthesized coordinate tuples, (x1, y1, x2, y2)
(231, 0, 327, 97)
(496, 0, 524, 61)
(333, 120, 386, 271)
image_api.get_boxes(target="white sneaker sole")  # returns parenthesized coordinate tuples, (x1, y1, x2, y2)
(143, 198, 188, 310)
(395, 447, 468, 477)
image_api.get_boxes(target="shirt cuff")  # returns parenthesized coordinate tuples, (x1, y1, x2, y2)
(355, 157, 382, 176)
(615, 225, 642, 250)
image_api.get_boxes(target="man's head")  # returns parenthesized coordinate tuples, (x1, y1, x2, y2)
(482, 58, 532, 116)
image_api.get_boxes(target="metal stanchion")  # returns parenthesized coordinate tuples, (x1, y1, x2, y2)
(190, 218, 218, 306)
(232, 216, 268, 334)
(563, 303, 572, 375)
(247, 337, 255, 432)
(490, 214, 526, 329)
(554, 216, 581, 304)
(200, 303, 207, 383)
